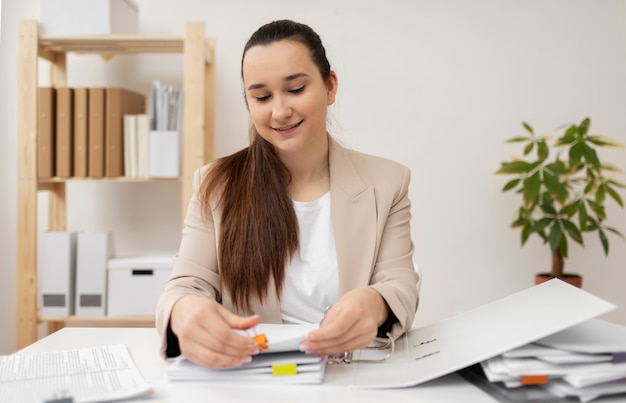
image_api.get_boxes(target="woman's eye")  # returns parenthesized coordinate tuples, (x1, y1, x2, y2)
(289, 86, 305, 94)
(254, 95, 270, 102)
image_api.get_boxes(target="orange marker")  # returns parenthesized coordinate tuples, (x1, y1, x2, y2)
(252, 333, 269, 350)
(520, 375, 549, 385)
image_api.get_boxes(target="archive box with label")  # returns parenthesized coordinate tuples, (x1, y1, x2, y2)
(107, 256, 172, 316)
(38, 0, 139, 35)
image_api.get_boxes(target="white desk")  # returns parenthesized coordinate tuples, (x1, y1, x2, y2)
(17, 327, 501, 403)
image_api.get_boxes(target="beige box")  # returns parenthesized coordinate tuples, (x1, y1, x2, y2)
(107, 256, 172, 316)
(39, 0, 139, 35)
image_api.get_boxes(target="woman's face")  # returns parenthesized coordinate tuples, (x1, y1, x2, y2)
(242, 40, 337, 156)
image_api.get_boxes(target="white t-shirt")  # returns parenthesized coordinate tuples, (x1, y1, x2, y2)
(281, 191, 339, 324)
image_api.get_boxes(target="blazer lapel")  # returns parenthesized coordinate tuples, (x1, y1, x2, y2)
(328, 138, 377, 296)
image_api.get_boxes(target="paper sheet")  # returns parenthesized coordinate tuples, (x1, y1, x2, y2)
(236, 323, 319, 353)
(0, 344, 152, 403)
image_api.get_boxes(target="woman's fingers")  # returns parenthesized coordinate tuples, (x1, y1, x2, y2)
(301, 288, 386, 355)
(171, 295, 261, 368)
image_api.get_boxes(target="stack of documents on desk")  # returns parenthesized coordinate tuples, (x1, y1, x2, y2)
(480, 319, 626, 402)
(167, 323, 327, 384)
(0, 344, 152, 403)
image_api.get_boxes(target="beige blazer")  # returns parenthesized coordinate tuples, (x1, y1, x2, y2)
(156, 137, 420, 357)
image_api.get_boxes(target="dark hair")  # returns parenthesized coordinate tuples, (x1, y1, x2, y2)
(241, 19, 331, 81)
(199, 20, 332, 312)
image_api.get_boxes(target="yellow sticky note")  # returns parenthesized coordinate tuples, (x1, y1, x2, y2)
(272, 363, 297, 376)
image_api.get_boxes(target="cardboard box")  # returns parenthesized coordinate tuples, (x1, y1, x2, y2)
(39, 0, 139, 35)
(107, 256, 172, 316)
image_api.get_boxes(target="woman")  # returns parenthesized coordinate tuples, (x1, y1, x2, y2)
(156, 19, 419, 369)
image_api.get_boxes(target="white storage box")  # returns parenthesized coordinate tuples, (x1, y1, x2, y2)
(38, 0, 139, 35)
(107, 256, 172, 316)
(148, 130, 180, 178)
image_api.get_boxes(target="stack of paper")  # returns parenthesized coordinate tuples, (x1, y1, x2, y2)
(480, 319, 626, 402)
(0, 344, 152, 403)
(167, 323, 327, 384)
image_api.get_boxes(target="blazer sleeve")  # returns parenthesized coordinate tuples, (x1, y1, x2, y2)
(155, 165, 221, 359)
(368, 166, 419, 339)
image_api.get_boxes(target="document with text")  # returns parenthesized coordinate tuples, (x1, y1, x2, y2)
(0, 344, 152, 403)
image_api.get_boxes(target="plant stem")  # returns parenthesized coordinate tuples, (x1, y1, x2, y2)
(551, 249, 564, 278)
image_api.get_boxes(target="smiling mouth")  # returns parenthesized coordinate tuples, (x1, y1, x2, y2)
(272, 120, 303, 131)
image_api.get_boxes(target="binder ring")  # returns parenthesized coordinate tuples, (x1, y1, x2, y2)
(321, 306, 395, 364)
(327, 333, 395, 364)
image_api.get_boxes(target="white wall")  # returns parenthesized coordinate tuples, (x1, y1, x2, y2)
(2, 0, 625, 354)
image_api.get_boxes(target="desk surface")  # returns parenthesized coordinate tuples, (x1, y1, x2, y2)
(18, 327, 501, 403)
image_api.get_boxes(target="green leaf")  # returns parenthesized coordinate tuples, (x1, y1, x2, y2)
(496, 161, 534, 175)
(588, 135, 624, 147)
(583, 216, 599, 231)
(506, 136, 531, 143)
(579, 118, 591, 135)
(530, 217, 553, 233)
(554, 136, 577, 146)
(543, 171, 568, 202)
(605, 185, 624, 207)
(521, 222, 531, 245)
(569, 142, 585, 168)
(502, 178, 520, 192)
(566, 200, 581, 218)
(604, 226, 624, 239)
(522, 122, 534, 135)
(546, 159, 568, 176)
(548, 222, 563, 252)
(537, 141, 549, 162)
(607, 179, 626, 188)
(596, 183, 606, 204)
(578, 202, 588, 228)
(563, 125, 578, 138)
(523, 172, 541, 206)
(523, 141, 534, 156)
(562, 219, 583, 245)
(583, 144, 601, 170)
(540, 203, 557, 215)
(603, 163, 625, 174)
(587, 198, 606, 221)
(599, 228, 609, 256)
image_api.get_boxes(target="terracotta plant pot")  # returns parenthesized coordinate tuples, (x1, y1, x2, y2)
(535, 273, 583, 288)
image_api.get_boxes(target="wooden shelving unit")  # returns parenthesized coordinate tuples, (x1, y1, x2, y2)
(16, 20, 215, 349)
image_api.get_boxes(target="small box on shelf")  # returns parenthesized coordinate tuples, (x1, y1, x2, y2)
(38, 0, 139, 35)
(107, 256, 173, 316)
(148, 130, 180, 178)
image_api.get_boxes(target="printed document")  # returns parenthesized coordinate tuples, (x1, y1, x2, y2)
(0, 344, 152, 403)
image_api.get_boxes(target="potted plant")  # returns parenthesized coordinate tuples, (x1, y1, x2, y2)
(496, 117, 625, 287)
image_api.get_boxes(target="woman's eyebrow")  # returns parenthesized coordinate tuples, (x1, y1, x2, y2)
(247, 72, 309, 91)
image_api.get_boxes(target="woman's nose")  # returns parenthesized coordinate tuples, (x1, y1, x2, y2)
(272, 97, 292, 119)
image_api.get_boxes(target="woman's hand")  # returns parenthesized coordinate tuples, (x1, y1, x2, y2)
(300, 287, 388, 356)
(170, 294, 261, 368)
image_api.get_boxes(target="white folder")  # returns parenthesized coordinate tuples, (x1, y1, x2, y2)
(39, 231, 77, 317)
(326, 279, 616, 388)
(75, 231, 114, 317)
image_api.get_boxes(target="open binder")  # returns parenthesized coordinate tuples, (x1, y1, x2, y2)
(167, 279, 616, 388)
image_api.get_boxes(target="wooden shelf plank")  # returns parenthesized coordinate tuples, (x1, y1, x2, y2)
(41, 316, 155, 324)
(37, 177, 182, 184)
(39, 35, 185, 54)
